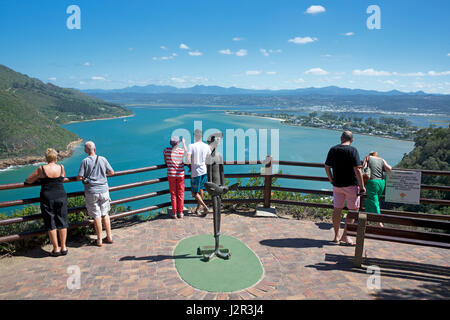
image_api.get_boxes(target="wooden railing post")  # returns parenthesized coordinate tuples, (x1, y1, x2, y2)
(354, 212, 367, 268)
(263, 155, 273, 208)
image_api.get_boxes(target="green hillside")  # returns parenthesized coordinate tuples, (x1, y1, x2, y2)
(396, 126, 450, 214)
(0, 65, 133, 161)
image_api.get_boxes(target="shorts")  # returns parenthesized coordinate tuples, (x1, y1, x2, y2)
(85, 191, 111, 219)
(333, 185, 360, 210)
(41, 197, 69, 231)
(191, 174, 207, 193)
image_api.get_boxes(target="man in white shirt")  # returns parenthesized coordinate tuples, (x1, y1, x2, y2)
(186, 129, 211, 216)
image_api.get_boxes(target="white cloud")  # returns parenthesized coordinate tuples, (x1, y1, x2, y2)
(447, 53, 450, 57)
(393, 72, 425, 77)
(153, 55, 175, 61)
(305, 5, 326, 14)
(428, 70, 450, 76)
(353, 69, 391, 76)
(48, 77, 57, 81)
(232, 37, 244, 41)
(260, 49, 269, 57)
(260, 49, 282, 57)
(79, 81, 86, 85)
(266, 71, 277, 75)
(295, 78, 305, 83)
(343, 32, 355, 36)
(179, 43, 190, 50)
(219, 49, 233, 55)
(83, 62, 92, 67)
(219, 49, 247, 56)
(235, 49, 248, 56)
(288, 36, 318, 44)
(188, 50, 203, 56)
(245, 70, 262, 76)
(91, 76, 106, 81)
(383, 80, 397, 85)
(171, 77, 186, 83)
(160, 46, 167, 50)
(305, 68, 329, 75)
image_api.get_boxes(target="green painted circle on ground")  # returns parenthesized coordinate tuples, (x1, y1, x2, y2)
(174, 234, 264, 292)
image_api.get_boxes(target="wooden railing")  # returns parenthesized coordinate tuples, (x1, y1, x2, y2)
(0, 157, 449, 243)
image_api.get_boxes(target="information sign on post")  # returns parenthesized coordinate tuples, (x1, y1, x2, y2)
(385, 170, 422, 205)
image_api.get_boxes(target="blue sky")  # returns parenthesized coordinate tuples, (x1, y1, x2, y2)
(1, 0, 449, 93)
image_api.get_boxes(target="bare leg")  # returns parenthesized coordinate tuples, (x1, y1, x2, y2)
(93, 217, 102, 245)
(194, 192, 208, 211)
(200, 190, 209, 210)
(340, 215, 355, 244)
(48, 230, 59, 252)
(102, 215, 113, 242)
(332, 208, 343, 242)
(58, 228, 67, 251)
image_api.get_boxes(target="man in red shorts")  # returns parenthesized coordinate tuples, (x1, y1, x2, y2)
(325, 131, 366, 246)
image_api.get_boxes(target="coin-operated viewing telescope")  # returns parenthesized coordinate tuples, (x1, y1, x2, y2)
(198, 132, 238, 261)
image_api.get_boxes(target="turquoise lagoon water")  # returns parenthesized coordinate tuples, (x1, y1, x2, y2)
(0, 106, 415, 215)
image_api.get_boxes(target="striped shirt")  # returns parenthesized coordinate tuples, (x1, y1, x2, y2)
(163, 147, 185, 177)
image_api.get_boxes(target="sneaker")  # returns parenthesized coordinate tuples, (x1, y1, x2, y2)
(170, 213, 177, 219)
(177, 213, 184, 219)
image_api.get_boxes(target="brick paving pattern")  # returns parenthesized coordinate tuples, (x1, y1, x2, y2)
(0, 213, 449, 300)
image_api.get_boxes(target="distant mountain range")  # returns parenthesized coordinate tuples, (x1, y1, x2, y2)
(83, 84, 450, 115)
(84, 84, 433, 96)
(0, 65, 132, 165)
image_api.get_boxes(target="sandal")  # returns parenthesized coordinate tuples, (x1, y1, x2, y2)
(50, 250, 61, 257)
(91, 240, 102, 247)
(103, 238, 114, 244)
(177, 213, 184, 219)
(61, 249, 68, 256)
(339, 241, 356, 247)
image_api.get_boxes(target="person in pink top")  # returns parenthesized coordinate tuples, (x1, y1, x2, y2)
(163, 136, 187, 219)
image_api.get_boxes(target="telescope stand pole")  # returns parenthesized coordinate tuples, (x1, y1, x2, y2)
(205, 195, 230, 260)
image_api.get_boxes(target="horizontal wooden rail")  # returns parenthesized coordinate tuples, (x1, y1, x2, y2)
(346, 224, 450, 245)
(0, 202, 171, 244)
(421, 185, 450, 192)
(273, 173, 329, 182)
(271, 199, 335, 210)
(0, 177, 169, 209)
(377, 209, 450, 221)
(362, 212, 450, 230)
(271, 186, 333, 196)
(0, 189, 172, 227)
(1, 159, 449, 245)
(0, 164, 168, 191)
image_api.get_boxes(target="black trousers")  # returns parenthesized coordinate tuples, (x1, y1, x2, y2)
(40, 197, 69, 231)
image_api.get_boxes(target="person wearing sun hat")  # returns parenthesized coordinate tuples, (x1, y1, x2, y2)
(163, 136, 187, 219)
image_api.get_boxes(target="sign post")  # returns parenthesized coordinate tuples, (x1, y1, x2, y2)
(385, 170, 422, 205)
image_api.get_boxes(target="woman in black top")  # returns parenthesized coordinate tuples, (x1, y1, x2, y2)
(26, 148, 69, 257)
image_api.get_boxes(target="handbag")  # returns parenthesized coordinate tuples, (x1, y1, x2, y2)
(82, 155, 99, 185)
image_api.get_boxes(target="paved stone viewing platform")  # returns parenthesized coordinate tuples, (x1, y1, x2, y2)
(0, 212, 449, 300)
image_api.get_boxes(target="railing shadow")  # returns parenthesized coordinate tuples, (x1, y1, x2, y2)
(305, 253, 450, 290)
(373, 282, 450, 300)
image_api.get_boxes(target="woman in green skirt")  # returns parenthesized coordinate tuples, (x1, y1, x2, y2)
(362, 151, 392, 227)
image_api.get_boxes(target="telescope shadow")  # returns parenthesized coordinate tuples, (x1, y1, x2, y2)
(119, 254, 202, 263)
(260, 237, 335, 249)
